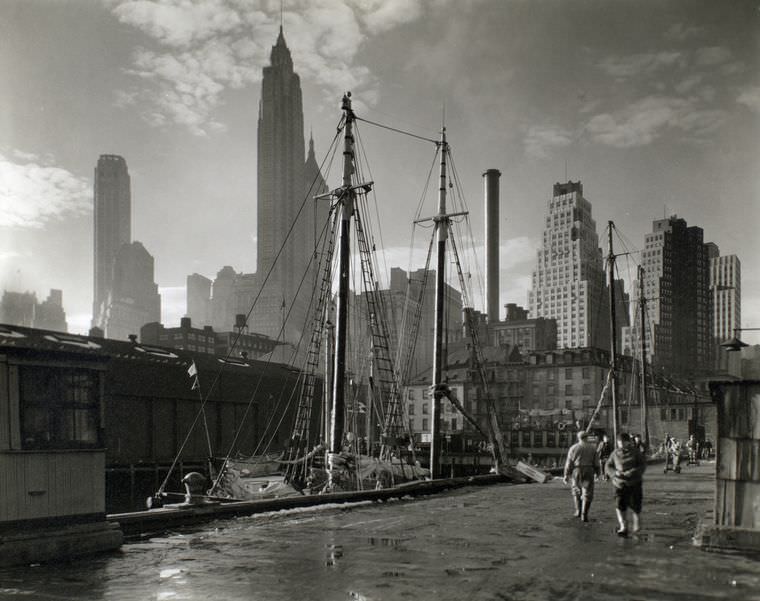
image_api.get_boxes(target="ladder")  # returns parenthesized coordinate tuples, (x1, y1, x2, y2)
(353, 206, 405, 455)
(284, 209, 338, 483)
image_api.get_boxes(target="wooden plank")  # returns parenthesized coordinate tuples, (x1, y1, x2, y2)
(736, 440, 760, 483)
(8, 366, 20, 450)
(0, 362, 10, 450)
(734, 480, 760, 530)
(752, 390, 760, 440)
(717, 437, 737, 481)
(515, 460, 549, 483)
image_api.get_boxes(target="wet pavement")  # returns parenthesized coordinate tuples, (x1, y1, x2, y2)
(1, 463, 758, 600)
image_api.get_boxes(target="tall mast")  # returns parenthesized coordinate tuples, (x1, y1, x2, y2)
(329, 93, 356, 462)
(430, 127, 448, 479)
(607, 221, 619, 441)
(638, 265, 649, 446)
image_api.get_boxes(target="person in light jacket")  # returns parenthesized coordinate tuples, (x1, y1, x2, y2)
(605, 432, 646, 536)
(563, 430, 599, 522)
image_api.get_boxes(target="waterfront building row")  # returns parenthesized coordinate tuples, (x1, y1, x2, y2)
(406, 344, 715, 461)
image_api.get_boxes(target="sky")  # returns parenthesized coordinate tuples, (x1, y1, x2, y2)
(1, 0, 759, 342)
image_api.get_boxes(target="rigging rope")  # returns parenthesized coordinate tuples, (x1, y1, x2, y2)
(158, 122, 344, 498)
(355, 115, 439, 145)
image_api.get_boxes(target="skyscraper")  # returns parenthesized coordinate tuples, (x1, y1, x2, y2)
(186, 273, 212, 327)
(93, 155, 131, 327)
(257, 27, 305, 287)
(707, 244, 741, 344)
(639, 216, 711, 378)
(187, 30, 328, 348)
(528, 181, 609, 350)
(100, 241, 161, 341)
(247, 29, 324, 344)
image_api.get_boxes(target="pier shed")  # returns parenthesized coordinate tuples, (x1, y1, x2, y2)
(0, 325, 122, 565)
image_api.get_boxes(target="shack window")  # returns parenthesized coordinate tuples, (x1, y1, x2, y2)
(19, 366, 101, 450)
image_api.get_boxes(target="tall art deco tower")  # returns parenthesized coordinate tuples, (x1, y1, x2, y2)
(257, 27, 305, 284)
(528, 181, 609, 350)
(247, 28, 327, 343)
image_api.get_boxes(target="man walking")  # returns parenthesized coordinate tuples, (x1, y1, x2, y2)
(605, 432, 647, 536)
(563, 430, 599, 522)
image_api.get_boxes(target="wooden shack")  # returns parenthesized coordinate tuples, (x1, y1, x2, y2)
(0, 325, 122, 565)
(696, 380, 760, 553)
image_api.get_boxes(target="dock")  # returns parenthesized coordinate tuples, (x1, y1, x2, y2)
(109, 472, 518, 538)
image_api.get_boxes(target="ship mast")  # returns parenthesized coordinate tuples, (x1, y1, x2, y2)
(430, 127, 449, 479)
(607, 221, 619, 441)
(329, 93, 356, 465)
(327, 92, 375, 488)
(638, 265, 649, 447)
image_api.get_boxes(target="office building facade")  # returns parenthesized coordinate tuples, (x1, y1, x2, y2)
(93, 155, 131, 327)
(528, 181, 609, 350)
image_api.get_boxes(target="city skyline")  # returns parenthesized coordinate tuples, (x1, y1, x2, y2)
(1, 1, 758, 342)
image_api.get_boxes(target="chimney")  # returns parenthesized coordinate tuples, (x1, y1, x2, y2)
(483, 168, 501, 324)
(180, 316, 192, 329)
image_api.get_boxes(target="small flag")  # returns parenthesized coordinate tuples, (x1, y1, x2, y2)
(187, 361, 199, 390)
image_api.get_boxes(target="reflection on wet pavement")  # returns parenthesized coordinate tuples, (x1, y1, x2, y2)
(0, 465, 758, 600)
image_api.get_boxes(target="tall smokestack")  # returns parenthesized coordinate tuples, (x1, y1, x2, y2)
(483, 168, 501, 324)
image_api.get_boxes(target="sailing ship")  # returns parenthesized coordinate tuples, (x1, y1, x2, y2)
(150, 92, 512, 508)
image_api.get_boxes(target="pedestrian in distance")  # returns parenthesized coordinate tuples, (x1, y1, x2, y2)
(670, 437, 683, 473)
(662, 432, 674, 473)
(596, 433, 612, 481)
(632, 433, 647, 456)
(605, 432, 647, 537)
(563, 430, 599, 522)
(686, 434, 700, 466)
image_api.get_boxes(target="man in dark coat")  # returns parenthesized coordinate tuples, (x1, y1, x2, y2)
(605, 432, 647, 536)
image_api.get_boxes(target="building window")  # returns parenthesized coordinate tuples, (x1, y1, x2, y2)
(451, 418, 457, 431)
(565, 384, 573, 395)
(582, 367, 590, 379)
(408, 403, 415, 415)
(422, 402, 429, 415)
(422, 418, 429, 431)
(19, 366, 101, 450)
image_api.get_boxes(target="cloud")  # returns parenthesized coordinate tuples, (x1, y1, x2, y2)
(737, 86, 760, 113)
(112, 0, 245, 47)
(349, 0, 423, 32)
(0, 250, 22, 261)
(695, 46, 732, 67)
(597, 52, 683, 79)
(524, 125, 573, 159)
(664, 23, 703, 41)
(585, 96, 726, 148)
(0, 152, 92, 228)
(109, 0, 436, 134)
(674, 74, 702, 95)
